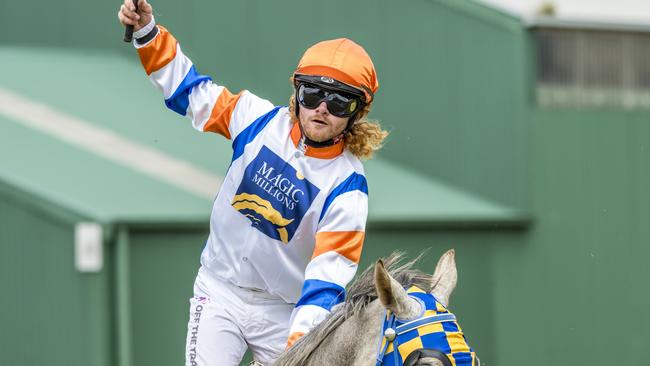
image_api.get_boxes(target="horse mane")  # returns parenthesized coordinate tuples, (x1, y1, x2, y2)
(275, 252, 433, 366)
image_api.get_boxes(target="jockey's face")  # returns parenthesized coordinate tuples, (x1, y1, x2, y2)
(298, 101, 350, 143)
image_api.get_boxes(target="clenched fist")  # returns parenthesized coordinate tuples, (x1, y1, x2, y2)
(117, 0, 154, 33)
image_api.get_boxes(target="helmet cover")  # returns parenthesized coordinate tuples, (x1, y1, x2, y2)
(294, 38, 378, 103)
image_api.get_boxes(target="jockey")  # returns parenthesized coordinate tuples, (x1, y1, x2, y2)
(118, 1, 389, 365)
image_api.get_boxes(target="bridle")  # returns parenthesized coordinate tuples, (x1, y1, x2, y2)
(374, 288, 478, 366)
(375, 309, 457, 366)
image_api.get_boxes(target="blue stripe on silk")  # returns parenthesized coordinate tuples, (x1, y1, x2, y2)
(295, 279, 345, 311)
(319, 172, 368, 222)
(231, 106, 282, 162)
(164, 65, 211, 116)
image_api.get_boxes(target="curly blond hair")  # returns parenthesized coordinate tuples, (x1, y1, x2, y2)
(288, 95, 389, 160)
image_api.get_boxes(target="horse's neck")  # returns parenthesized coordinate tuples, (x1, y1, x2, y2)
(302, 301, 385, 366)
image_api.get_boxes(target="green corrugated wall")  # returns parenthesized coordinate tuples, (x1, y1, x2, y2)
(127, 229, 206, 366)
(0, 189, 112, 366)
(488, 109, 650, 365)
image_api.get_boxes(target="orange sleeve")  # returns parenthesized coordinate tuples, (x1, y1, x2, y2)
(136, 26, 178, 75)
(312, 231, 365, 263)
(202, 88, 242, 139)
(286, 331, 305, 348)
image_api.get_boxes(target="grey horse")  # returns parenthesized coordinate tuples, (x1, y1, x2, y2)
(269, 249, 476, 366)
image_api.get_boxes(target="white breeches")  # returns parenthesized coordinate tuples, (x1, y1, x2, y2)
(185, 267, 293, 366)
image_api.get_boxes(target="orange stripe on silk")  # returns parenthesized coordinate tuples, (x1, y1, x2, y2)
(312, 231, 365, 263)
(203, 88, 241, 139)
(137, 26, 178, 75)
(286, 332, 305, 348)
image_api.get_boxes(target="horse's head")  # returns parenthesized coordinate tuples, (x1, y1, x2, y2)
(375, 249, 457, 321)
(373, 249, 469, 366)
(275, 250, 477, 366)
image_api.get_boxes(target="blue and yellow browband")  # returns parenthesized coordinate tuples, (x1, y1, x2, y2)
(375, 286, 477, 366)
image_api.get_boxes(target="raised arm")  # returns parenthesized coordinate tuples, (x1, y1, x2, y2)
(117, 0, 273, 140)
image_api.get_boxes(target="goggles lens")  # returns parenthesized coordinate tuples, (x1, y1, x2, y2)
(297, 83, 360, 117)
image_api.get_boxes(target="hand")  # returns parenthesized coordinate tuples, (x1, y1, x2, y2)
(118, 0, 154, 33)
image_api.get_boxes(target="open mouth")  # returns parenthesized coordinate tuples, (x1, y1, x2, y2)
(312, 119, 327, 125)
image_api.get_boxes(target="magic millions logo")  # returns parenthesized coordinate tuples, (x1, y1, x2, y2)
(232, 146, 319, 243)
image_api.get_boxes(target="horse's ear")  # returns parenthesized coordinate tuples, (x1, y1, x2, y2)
(430, 249, 457, 308)
(375, 260, 395, 308)
(375, 260, 422, 319)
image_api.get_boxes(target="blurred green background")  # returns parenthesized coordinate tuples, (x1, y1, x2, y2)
(1, 0, 648, 365)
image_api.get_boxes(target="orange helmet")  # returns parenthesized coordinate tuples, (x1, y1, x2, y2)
(294, 38, 378, 104)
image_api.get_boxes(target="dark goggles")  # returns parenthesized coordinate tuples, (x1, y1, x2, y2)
(297, 83, 362, 118)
